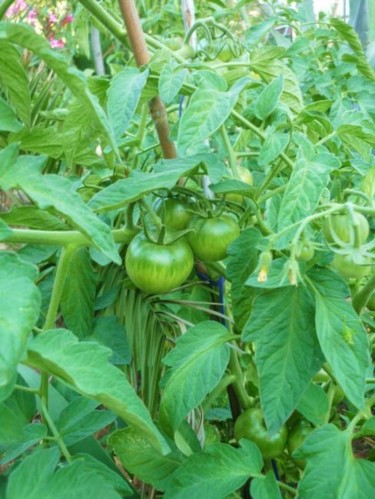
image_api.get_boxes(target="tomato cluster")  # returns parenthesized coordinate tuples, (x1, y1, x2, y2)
(125, 196, 241, 294)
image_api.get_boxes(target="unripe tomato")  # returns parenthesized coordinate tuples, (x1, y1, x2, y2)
(234, 408, 288, 460)
(287, 421, 313, 469)
(187, 214, 240, 262)
(157, 198, 193, 231)
(332, 253, 371, 280)
(125, 234, 194, 294)
(295, 241, 315, 262)
(226, 166, 254, 203)
(323, 212, 369, 245)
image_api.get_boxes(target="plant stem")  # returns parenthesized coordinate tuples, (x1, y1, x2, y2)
(77, 0, 127, 44)
(228, 349, 252, 410)
(39, 246, 76, 411)
(0, 0, 14, 20)
(14, 384, 40, 394)
(44, 246, 76, 331)
(277, 481, 297, 495)
(221, 126, 239, 177)
(40, 400, 72, 463)
(2, 228, 135, 246)
(352, 273, 375, 314)
(231, 110, 295, 170)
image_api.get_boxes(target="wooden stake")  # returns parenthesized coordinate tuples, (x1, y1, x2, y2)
(118, 0, 177, 159)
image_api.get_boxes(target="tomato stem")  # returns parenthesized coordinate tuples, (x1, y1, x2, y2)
(228, 349, 253, 410)
(40, 400, 72, 463)
(221, 126, 239, 178)
(277, 481, 297, 495)
(352, 273, 375, 314)
(1, 228, 135, 247)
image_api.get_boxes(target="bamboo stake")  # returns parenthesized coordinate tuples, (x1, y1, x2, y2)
(118, 0, 177, 159)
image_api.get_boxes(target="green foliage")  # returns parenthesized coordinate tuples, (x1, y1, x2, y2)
(0, 1, 374, 497)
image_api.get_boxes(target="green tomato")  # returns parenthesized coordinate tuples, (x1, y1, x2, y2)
(287, 421, 313, 469)
(125, 233, 194, 294)
(187, 214, 240, 262)
(296, 241, 315, 262)
(226, 166, 254, 203)
(234, 408, 288, 460)
(323, 212, 369, 245)
(332, 253, 371, 280)
(158, 198, 193, 231)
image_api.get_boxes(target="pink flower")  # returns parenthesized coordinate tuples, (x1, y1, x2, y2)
(50, 38, 65, 49)
(27, 9, 37, 25)
(48, 12, 58, 24)
(61, 13, 74, 26)
(5, 0, 27, 17)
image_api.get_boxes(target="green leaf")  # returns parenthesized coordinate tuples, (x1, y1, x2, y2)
(0, 252, 40, 402)
(89, 156, 205, 212)
(159, 61, 188, 104)
(296, 382, 330, 427)
(0, 218, 12, 240)
(254, 76, 284, 120)
(56, 397, 116, 446)
(89, 316, 131, 365)
(246, 18, 277, 46)
(0, 155, 120, 264)
(164, 441, 263, 499)
(110, 427, 184, 491)
(258, 132, 289, 167)
(25, 329, 169, 453)
(60, 248, 97, 339)
(0, 22, 118, 156)
(6, 447, 134, 498)
(250, 470, 282, 499)
(159, 322, 231, 435)
(358, 417, 375, 437)
(295, 424, 375, 498)
(243, 286, 323, 433)
(0, 206, 67, 231)
(177, 87, 241, 155)
(0, 423, 47, 465)
(10, 125, 64, 158)
(251, 58, 303, 114)
(0, 142, 19, 190)
(0, 42, 30, 126)
(276, 152, 337, 247)
(0, 403, 26, 446)
(227, 228, 262, 330)
(107, 68, 149, 143)
(309, 268, 370, 410)
(0, 96, 22, 132)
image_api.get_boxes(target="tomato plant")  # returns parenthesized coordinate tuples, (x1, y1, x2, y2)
(234, 408, 288, 460)
(187, 214, 240, 262)
(125, 233, 194, 294)
(0, 1, 374, 498)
